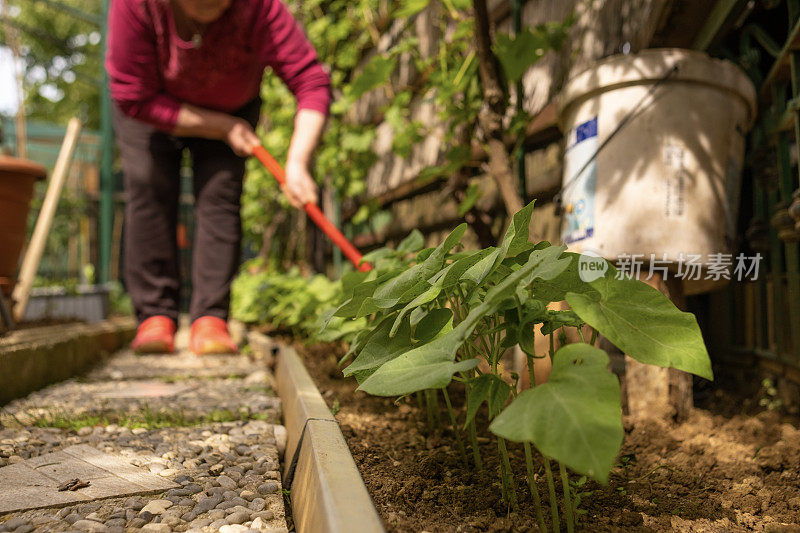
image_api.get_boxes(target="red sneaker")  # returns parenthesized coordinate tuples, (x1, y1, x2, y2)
(189, 316, 238, 355)
(131, 316, 176, 354)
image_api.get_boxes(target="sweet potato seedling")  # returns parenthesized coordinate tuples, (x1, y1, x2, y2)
(320, 201, 712, 532)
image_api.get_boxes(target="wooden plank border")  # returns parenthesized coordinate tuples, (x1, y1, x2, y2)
(249, 332, 384, 533)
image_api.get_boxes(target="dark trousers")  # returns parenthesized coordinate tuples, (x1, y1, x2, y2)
(113, 99, 260, 325)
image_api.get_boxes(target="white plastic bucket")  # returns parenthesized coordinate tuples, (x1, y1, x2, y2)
(558, 49, 757, 294)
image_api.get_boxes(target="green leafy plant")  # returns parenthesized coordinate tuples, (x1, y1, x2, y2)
(321, 201, 712, 531)
(242, 0, 573, 261)
(231, 258, 363, 342)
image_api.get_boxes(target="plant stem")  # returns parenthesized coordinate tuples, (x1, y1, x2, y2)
(464, 376, 484, 471)
(524, 443, 547, 532)
(577, 327, 586, 343)
(430, 388, 442, 427)
(496, 436, 519, 511)
(590, 328, 598, 346)
(527, 353, 536, 387)
(523, 349, 547, 530)
(544, 458, 560, 532)
(559, 462, 574, 533)
(467, 418, 483, 470)
(441, 387, 467, 463)
(424, 389, 437, 431)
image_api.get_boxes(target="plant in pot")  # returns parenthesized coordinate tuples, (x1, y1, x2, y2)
(0, 155, 47, 298)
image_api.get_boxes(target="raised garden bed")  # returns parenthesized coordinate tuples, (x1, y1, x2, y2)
(288, 338, 800, 532)
(238, 202, 800, 531)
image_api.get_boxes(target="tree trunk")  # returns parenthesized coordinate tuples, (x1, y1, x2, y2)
(472, 0, 524, 217)
(445, 127, 497, 248)
(258, 210, 287, 264)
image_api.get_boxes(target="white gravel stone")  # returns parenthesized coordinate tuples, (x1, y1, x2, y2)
(0, 341, 287, 532)
(72, 519, 109, 532)
(240, 490, 258, 501)
(210, 518, 228, 529)
(141, 524, 172, 533)
(139, 499, 173, 515)
(219, 525, 251, 533)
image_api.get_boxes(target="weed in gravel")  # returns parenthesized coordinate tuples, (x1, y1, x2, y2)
(3, 404, 275, 430)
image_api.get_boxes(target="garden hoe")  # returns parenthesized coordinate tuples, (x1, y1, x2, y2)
(252, 145, 372, 272)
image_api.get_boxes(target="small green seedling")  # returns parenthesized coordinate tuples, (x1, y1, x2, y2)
(320, 200, 713, 531)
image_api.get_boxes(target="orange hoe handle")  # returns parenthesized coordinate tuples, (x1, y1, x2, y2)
(252, 145, 372, 272)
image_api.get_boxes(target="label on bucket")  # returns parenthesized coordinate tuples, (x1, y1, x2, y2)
(663, 144, 687, 218)
(562, 117, 598, 244)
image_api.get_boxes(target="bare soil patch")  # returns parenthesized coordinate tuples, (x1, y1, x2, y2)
(290, 339, 800, 532)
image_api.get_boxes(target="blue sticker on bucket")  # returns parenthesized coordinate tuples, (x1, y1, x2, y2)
(575, 118, 598, 144)
(562, 117, 598, 244)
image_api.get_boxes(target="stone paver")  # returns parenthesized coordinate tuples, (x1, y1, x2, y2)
(0, 445, 178, 514)
(0, 326, 288, 532)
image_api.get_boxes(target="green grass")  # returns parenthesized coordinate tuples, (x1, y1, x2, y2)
(157, 374, 250, 383)
(3, 404, 277, 431)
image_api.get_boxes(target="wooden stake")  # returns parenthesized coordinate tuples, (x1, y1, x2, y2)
(620, 272, 693, 422)
(12, 118, 82, 321)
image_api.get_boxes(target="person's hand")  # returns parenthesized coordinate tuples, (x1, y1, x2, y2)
(283, 160, 319, 208)
(224, 118, 260, 157)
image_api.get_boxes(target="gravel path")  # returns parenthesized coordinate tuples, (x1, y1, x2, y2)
(0, 326, 289, 533)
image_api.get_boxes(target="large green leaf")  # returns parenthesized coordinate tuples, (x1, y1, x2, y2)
(441, 248, 495, 288)
(494, 29, 548, 83)
(504, 200, 536, 257)
(343, 316, 413, 379)
(348, 56, 397, 99)
(414, 308, 453, 342)
(461, 201, 536, 286)
(489, 344, 622, 483)
(359, 245, 570, 396)
(460, 247, 502, 286)
(373, 224, 466, 304)
(390, 282, 444, 336)
(398, 229, 425, 253)
(334, 271, 397, 319)
(465, 374, 513, 429)
(565, 269, 713, 380)
(358, 326, 480, 395)
(531, 252, 598, 302)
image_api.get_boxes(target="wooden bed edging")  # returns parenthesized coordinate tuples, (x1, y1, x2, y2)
(248, 332, 385, 533)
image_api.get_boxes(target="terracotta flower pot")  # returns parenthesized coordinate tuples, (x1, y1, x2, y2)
(0, 156, 47, 296)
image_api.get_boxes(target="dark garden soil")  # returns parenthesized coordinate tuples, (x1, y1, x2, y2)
(288, 339, 800, 532)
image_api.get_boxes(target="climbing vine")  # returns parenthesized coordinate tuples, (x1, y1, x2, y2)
(242, 0, 572, 263)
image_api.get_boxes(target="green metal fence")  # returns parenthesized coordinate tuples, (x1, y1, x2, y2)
(704, 0, 800, 377)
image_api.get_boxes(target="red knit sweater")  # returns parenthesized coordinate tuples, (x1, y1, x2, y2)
(106, 0, 331, 131)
